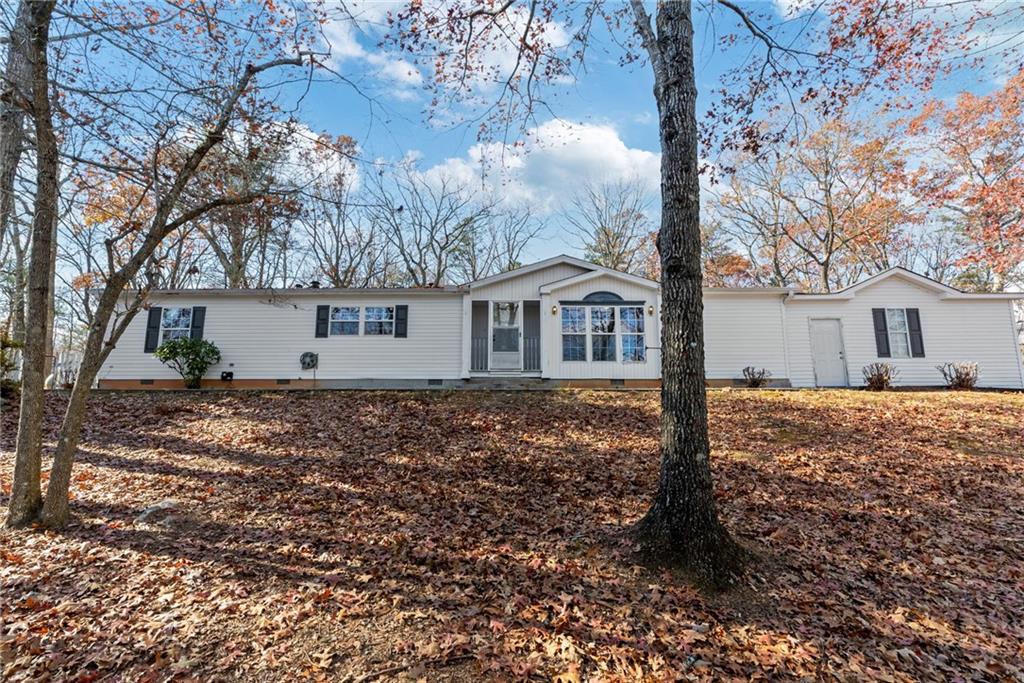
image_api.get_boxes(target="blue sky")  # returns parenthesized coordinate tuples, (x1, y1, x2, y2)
(284, 1, 1012, 263)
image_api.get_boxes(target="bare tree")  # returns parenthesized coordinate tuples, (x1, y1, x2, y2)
(563, 178, 654, 275)
(453, 207, 544, 282)
(0, 1, 32, 343)
(195, 128, 301, 288)
(294, 134, 398, 288)
(6, 0, 58, 527)
(5, 1, 325, 528)
(369, 164, 492, 287)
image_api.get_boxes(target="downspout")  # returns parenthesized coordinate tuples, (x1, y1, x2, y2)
(780, 289, 794, 387)
(1011, 299, 1024, 390)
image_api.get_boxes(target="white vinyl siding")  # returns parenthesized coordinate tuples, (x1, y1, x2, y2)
(786, 278, 1024, 388)
(702, 293, 789, 382)
(471, 263, 590, 302)
(100, 293, 463, 381)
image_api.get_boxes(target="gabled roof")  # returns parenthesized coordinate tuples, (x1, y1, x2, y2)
(791, 267, 1022, 300)
(538, 266, 660, 294)
(464, 254, 598, 288)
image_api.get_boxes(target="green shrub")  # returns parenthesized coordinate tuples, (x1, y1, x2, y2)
(154, 337, 221, 389)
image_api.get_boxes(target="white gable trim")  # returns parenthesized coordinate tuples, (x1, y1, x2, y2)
(791, 267, 1021, 301)
(465, 255, 597, 289)
(538, 268, 660, 294)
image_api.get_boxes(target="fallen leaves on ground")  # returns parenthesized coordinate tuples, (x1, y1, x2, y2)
(2, 389, 1023, 681)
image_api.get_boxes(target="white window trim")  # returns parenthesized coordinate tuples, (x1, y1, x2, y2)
(329, 306, 361, 336)
(885, 308, 911, 359)
(161, 306, 192, 343)
(620, 305, 647, 363)
(560, 305, 588, 362)
(364, 306, 395, 336)
(590, 305, 617, 362)
(559, 304, 647, 364)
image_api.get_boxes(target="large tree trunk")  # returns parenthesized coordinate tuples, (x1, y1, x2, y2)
(0, 1, 32, 344)
(43, 210, 57, 381)
(41, 281, 132, 527)
(631, 0, 745, 584)
(6, 0, 58, 528)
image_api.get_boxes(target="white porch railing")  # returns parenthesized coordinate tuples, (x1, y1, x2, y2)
(2, 348, 83, 387)
(51, 349, 84, 388)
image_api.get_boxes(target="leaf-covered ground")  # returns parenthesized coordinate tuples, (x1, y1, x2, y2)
(2, 389, 1023, 681)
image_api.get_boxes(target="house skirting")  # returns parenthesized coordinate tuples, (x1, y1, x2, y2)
(96, 377, 793, 391)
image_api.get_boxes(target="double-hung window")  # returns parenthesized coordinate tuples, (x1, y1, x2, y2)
(886, 308, 911, 358)
(330, 306, 360, 335)
(365, 306, 395, 335)
(590, 306, 616, 361)
(561, 306, 587, 361)
(620, 306, 646, 362)
(161, 307, 192, 343)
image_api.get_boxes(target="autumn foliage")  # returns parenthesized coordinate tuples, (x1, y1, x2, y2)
(909, 72, 1024, 289)
(3, 390, 1023, 680)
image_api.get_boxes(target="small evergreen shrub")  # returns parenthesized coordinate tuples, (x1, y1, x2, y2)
(862, 362, 898, 391)
(937, 362, 979, 390)
(742, 366, 772, 388)
(154, 337, 221, 389)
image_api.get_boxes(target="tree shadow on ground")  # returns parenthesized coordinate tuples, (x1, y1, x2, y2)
(2, 389, 1022, 680)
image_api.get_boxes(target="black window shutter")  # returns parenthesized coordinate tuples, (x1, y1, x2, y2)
(144, 307, 162, 352)
(189, 306, 206, 340)
(394, 305, 408, 338)
(315, 305, 330, 338)
(906, 308, 925, 357)
(872, 308, 890, 357)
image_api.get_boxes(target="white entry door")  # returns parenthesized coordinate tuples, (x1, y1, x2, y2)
(490, 301, 521, 371)
(809, 319, 848, 387)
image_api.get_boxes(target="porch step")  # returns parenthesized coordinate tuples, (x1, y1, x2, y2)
(463, 377, 551, 390)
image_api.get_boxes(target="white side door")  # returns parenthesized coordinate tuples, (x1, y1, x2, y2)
(809, 318, 848, 387)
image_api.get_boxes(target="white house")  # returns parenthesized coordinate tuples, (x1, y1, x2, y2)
(97, 256, 1024, 390)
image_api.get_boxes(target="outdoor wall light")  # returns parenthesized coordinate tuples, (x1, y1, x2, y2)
(551, 305, 558, 315)
(648, 305, 655, 315)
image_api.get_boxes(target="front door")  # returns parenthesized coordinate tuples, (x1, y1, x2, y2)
(809, 318, 848, 387)
(491, 301, 521, 371)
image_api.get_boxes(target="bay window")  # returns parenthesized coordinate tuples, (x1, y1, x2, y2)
(560, 303, 647, 363)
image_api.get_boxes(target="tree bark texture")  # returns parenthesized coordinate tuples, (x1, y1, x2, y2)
(39, 54, 304, 527)
(6, 0, 58, 528)
(631, 0, 746, 584)
(0, 0, 31, 343)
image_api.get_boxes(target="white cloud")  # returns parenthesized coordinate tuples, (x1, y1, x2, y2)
(423, 120, 660, 212)
(321, 4, 423, 95)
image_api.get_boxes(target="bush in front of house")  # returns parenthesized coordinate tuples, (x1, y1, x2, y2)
(742, 366, 772, 388)
(937, 362, 979, 390)
(154, 337, 221, 389)
(862, 362, 898, 391)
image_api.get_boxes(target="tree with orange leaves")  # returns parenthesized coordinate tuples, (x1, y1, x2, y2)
(909, 73, 1024, 290)
(711, 117, 924, 292)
